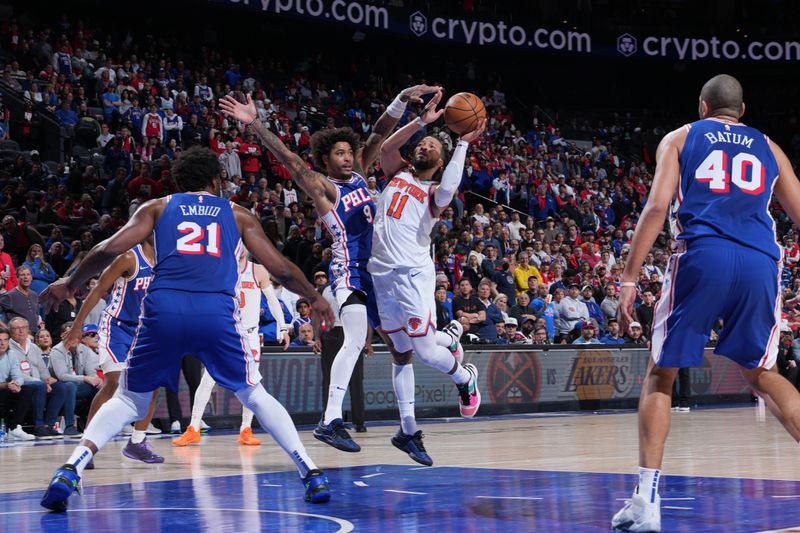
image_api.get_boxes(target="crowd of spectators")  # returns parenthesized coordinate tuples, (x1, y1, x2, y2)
(0, 12, 799, 357)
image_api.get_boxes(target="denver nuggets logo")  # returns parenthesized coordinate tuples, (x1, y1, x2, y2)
(407, 317, 423, 331)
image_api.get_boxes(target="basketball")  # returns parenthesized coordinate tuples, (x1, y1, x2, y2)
(444, 92, 486, 135)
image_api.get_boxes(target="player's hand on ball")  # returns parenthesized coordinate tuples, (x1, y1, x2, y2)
(219, 93, 257, 125)
(420, 90, 445, 125)
(460, 118, 487, 144)
(39, 278, 74, 313)
(400, 84, 442, 104)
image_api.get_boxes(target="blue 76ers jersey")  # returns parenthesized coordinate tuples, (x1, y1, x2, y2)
(150, 193, 242, 297)
(104, 244, 153, 324)
(319, 172, 375, 292)
(673, 118, 781, 261)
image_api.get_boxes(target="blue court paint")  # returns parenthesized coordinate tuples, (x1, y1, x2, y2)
(4, 465, 800, 532)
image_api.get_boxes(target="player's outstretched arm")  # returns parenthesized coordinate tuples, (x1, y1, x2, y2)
(254, 263, 291, 349)
(235, 206, 335, 325)
(430, 119, 486, 218)
(63, 252, 135, 351)
(617, 127, 684, 333)
(380, 89, 444, 178)
(219, 94, 333, 205)
(39, 200, 161, 311)
(357, 84, 441, 175)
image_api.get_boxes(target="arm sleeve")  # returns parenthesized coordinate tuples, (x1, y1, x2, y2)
(434, 141, 469, 208)
(262, 284, 287, 339)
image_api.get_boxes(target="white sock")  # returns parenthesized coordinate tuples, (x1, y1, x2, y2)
(409, 331, 470, 384)
(323, 304, 367, 425)
(637, 467, 661, 503)
(130, 429, 146, 444)
(241, 406, 254, 432)
(236, 384, 317, 477)
(393, 363, 417, 435)
(191, 370, 217, 431)
(67, 445, 94, 475)
(435, 329, 455, 348)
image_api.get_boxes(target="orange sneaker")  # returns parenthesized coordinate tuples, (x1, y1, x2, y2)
(172, 426, 201, 447)
(238, 427, 261, 446)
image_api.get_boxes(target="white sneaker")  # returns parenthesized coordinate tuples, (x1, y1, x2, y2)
(443, 320, 464, 364)
(612, 491, 661, 532)
(121, 424, 134, 435)
(170, 420, 182, 433)
(144, 423, 162, 435)
(9, 425, 35, 441)
(199, 419, 211, 432)
(678, 406, 691, 412)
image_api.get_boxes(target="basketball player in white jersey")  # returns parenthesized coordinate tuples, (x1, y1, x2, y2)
(173, 249, 290, 447)
(369, 90, 485, 465)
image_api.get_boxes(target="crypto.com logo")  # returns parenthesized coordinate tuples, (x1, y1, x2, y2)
(617, 33, 637, 56)
(410, 11, 427, 37)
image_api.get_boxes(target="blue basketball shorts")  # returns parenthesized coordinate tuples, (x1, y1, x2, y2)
(125, 289, 261, 393)
(331, 265, 380, 328)
(651, 238, 780, 370)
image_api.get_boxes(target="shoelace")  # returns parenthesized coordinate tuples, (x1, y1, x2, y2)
(333, 424, 352, 440)
(412, 433, 427, 452)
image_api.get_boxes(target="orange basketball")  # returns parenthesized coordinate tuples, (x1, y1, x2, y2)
(444, 92, 486, 135)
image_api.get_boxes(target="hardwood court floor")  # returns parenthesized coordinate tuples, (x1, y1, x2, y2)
(3, 405, 800, 532)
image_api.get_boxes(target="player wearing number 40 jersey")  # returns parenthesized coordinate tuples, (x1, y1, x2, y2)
(368, 89, 485, 465)
(220, 85, 452, 456)
(40, 147, 335, 513)
(612, 75, 800, 533)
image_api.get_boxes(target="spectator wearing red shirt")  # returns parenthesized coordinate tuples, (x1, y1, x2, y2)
(154, 170, 178, 197)
(74, 194, 99, 226)
(127, 165, 156, 200)
(238, 133, 262, 176)
(141, 104, 163, 141)
(0, 234, 18, 291)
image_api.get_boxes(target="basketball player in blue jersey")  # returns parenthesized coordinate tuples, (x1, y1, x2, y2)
(40, 146, 335, 512)
(219, 85, 462, 455)
(613, 75, 800, 532)
(65, 239, 163, 465)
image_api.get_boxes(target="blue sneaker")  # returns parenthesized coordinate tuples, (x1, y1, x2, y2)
(303, 469, 331, 503)
(40, 464, 81, 512)
(391, 429, 433, 466)
(313, 418, 360, 452)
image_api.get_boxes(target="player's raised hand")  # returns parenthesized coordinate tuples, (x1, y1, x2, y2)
(461, 118, 487, 144)
(617, 284, 636, 335)
(420, 90, 445, 125)
(399, 84, 443, 104)
(219, 93, 257, 125)
(39, 278, 74, 314)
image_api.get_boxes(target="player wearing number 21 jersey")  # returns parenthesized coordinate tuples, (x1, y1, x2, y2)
(41, 147, 333, 512)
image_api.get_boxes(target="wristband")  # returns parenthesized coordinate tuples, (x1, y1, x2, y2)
(386, 95, 407, 119)
(620, 282, 636, 288)
(414, 117, 427, 128)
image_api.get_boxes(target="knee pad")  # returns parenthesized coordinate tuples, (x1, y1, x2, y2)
(393, 350, 413, 365)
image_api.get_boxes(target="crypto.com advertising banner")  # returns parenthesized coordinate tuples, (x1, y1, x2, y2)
(213, 0, 800, 62)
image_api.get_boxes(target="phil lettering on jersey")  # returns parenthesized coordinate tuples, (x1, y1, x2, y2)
(388, 177, 427, 202)
(704, 130, 754, 148)
(133, 276, 152, 292)
(179, 204, 222, 217)
(341, 188, 372, 212)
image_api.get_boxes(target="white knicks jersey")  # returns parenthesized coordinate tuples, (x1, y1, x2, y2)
(369, 170, 438, 272)
(237, 261, 261, 329)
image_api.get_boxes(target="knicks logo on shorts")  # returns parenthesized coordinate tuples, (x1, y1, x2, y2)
(407, 317, 423, 331)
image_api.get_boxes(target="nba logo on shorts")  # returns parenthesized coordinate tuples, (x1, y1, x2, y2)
(407, 316, 423, 331)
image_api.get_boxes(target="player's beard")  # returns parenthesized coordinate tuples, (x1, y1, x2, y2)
(412, 155, 438, 171)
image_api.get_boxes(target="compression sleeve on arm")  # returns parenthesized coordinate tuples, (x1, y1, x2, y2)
(435, 140, 468, 208)
(262, 283, 287, 338)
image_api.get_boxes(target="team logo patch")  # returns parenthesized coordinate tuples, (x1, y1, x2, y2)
(407, 317, 423, 331)
(487, 352, 541, 404)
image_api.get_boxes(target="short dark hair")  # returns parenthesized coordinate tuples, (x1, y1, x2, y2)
(172, 146, 221, 192)
(700, 74, 743, 117)
(0, 327, 9, 337)
(310, 127, 361, 170)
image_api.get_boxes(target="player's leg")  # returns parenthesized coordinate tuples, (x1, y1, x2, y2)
(124, 390, 165, 463)
(614, 248, 721, 532)
(314, 288, 367, 452)
(198, 293, 330, 502)
(85, 372, 120, 426)
(173, 368, 215, 446)
(238, 331, 261, 445)
(740, 366, 800, 441)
